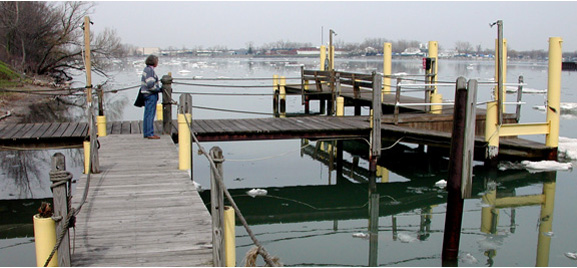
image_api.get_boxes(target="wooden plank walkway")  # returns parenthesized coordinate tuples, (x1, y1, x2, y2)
(0, 115, 553, 160)
(70, 134, 212, 267)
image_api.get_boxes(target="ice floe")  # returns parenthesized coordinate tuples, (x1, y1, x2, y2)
(397, 232, 418, 243)
(521, 160, 572, 173)
(559, 137, 577, 160)
(247, 188, 268, 197)
(352, 233, 369, 239)
(434, 179, 447, 188)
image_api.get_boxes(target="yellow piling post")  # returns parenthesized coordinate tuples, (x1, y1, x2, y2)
(430, 93, 443, 114)
(383, 42, 392, 98)
(156, 103, 163, 121)
(224, 206, 236, 267)
(83, 141, 90, 174)
(33, 215, 58, 267)
(96, 115, 106, 137)
(320, 45, 327, 71)
(428, 41, 438, 95)
(178, 113, 192, 170)
(485, 101, 499, 151)
(336, 96, 344, 116)
(545, 37, 562, 150)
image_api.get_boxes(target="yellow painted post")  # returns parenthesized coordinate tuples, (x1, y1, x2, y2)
(178, 113, 192, 170)
(545, 37, 562, 152)
(336, 96, 344, 116)
(320, 45, 327, 71)
(330, 45, 335, 70)
(428, 41, 438, 95)
(156, 103, 163, 121)
(536, 181, 556, 267)
(485, 101, 499, 161)
(96, 115, 106, 137)
(83, 141, 90, 174)
(224, 206, 236, 267)
(430, 93, 443, 114)
(428, 41, 442, 114)
(33, 215, 58, 267)
(383, 42, 392, 98)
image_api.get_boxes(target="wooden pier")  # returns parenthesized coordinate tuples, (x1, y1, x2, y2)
(70, 134, 212, 267)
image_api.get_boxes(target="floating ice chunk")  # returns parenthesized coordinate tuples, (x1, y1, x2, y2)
(397, 232, 418, 243)
(178, 69, 191, 74)
(521, 160, 573, 173)
(434, 179, 447, 188)
(247, 188, 267, 198)
(460, 253, 478, 264)
(559, 137, 577, 160)
(565, 252, 577, 260)
(352, 233, 369, 239)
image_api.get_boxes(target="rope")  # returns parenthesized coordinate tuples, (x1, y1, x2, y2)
(172, 91, 275, 96)
(182, 112, 281, 266)
(174, 81, 298, 89)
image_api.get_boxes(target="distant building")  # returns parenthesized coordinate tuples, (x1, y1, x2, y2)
(140, 47, 161, 55)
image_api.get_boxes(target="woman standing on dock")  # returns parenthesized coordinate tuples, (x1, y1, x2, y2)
(140, 55, 161, 139)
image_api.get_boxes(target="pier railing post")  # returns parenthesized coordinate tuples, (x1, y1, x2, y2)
(178, 94, 193, 171)
(96, 85, 107, 137)
(161, 73, 173, 135)
(272, 75, 279, 117)
(382, 42, 392, 99)
(394, 78, 402, 125)
(442, 77, 477, 264)
(545, 37, 562, 160)
(50, 153, 71, 267)
(210, 146, 225, 267)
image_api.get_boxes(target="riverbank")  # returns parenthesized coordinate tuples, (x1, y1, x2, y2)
(0, 85, 55, 124)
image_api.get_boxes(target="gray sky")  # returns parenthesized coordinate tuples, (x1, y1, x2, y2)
(90, 1, 577, 52)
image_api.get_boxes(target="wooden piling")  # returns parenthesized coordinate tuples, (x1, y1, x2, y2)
(210, 146, 225, 267)
(442, 77, 476, 262)
(50, 153, 71, 267)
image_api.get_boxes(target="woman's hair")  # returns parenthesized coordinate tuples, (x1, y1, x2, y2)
(145, 55, 159, 66)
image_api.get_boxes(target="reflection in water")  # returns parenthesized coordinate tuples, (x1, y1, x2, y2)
(199, 139, 560, 266)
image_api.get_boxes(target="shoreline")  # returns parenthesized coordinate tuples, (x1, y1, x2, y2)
(0, 85, 54, 124)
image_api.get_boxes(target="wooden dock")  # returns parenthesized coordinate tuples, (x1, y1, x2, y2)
(70, 134, 212, 267)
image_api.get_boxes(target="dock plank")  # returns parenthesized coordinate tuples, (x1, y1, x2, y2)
(70, 134, 212, 267)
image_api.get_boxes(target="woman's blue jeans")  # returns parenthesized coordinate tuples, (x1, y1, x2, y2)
(143, 93, 158, 137)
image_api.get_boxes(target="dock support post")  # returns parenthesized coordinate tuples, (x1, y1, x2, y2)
(442, 77, 476, 264)
(210, 147, 225, 267)
(178, 94, 193, 171)
(336, 96, 344, 116)
(494, 27, 508, 118)
(485, 100, 499, 167)
(320, 45, 327, 71)
(427, 41, 442, 114)
(33, 214, 57, 267)
(50, 153, 71, 267)
(545, 37, 562, 160)
(382, 42, 392, 100)
(224, 206, 236, 267)
(272, 75, 279, 117)
(96, 85, 107, 137)
(161, 73, 173, 135)
(280, 76, 286, 117)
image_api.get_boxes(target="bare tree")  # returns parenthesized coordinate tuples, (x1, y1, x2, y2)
(0, 1, 126, 83)
(455, 41, 473, 54)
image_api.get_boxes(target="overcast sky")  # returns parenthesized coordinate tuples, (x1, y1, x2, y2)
(90, 1, 577, 52)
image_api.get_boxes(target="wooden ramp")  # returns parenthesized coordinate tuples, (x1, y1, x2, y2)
(70, 134, 212, 267)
